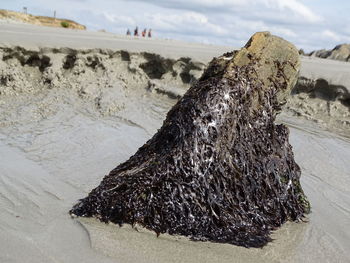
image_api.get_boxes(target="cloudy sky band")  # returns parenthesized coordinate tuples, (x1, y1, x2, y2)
(2, 0, 349, 51)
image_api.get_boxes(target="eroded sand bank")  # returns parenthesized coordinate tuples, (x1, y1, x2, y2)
(0, 24, 350, 262)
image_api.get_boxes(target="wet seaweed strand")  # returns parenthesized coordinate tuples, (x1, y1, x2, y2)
(71, 34, 310, 248)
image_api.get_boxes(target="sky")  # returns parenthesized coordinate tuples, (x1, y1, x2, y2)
(1, 0, 349, 51)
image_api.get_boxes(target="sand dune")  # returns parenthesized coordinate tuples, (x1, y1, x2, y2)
(0, 9, 85, 30)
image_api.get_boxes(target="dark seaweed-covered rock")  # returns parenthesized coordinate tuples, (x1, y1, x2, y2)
(70, 32, 310, 248)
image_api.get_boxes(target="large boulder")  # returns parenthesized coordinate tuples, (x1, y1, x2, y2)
(71, 32, 310, 248)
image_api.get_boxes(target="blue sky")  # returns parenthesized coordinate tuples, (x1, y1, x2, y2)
(1, 0, 349, 51)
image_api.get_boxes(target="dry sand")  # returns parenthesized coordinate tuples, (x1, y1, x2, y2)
(0, 23, 349, 263)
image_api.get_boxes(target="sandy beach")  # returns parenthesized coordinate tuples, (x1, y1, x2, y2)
(0, 22, 349, 263)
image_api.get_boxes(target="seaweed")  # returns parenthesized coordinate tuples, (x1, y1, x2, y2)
(70, 32, 309, 248)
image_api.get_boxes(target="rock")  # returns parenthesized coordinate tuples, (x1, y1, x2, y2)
(329, 44, 350, 61)
(70, 32, 310, 248)
(308, 44, 350, 62)
(309, 49, 331, 59)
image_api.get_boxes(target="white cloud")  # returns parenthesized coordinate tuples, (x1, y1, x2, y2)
(320, 30, 350, 44)
(103, 13, 135, 26)
(264, 0, 322, 23)
(129, 0, 247, 10)
(125, 0, 322, 24)
(144, 12, 228, 36)
(321, 30, 341, 42)
(269, 27, 297, 38)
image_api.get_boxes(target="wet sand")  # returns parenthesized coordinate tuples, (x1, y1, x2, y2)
(0, 23, 349, 262)
(78, 120, 350, 263)
(1, 103, 349, 263)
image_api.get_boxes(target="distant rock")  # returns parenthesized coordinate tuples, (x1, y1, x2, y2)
(308, 44, 350, 62)
(298, 49, 305, 55)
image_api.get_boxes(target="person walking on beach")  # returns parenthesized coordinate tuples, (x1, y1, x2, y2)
(126, 29, 131, 36)
(148, 29, 152, 38)
(142, 28, 147, 37)
(134, 26, 139, 36)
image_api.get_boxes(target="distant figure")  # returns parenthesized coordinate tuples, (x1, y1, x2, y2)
(134, 26, 139, 37)
(148, 29, 152, 38)
(126, 29, 131, 36)
(142, 28, 147, 37)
